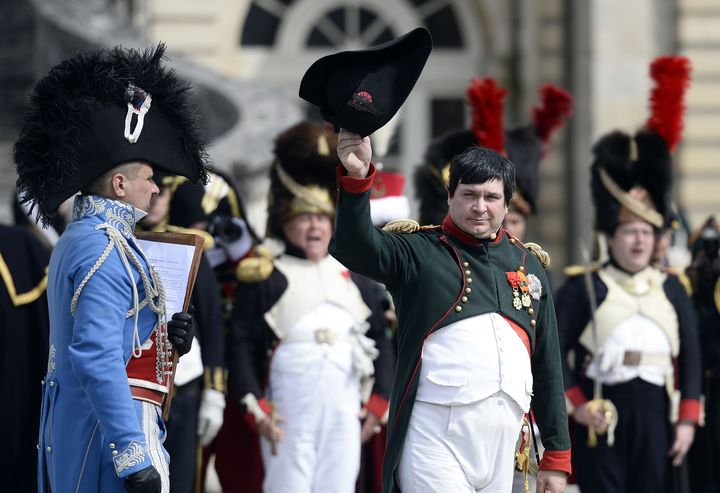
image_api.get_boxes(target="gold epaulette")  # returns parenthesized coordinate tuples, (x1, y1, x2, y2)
(563, 264, 601, 277)
(236, 253, 274, 283)
(523, 241, 551, 269)
(165, 225, 215, 251)
(382, 219, 420, 233)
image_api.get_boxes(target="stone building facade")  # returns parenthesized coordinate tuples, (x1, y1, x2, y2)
(3, 0, 720, 276)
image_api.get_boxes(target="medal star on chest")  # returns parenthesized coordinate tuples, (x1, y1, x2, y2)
(506, 267, 542, 310)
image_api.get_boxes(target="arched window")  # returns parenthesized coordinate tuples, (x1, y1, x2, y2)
(240, 0, 296, 46)
(306, 6, 396, 48)
(237, 0, 484, 183)
(240, 0, 463, 49)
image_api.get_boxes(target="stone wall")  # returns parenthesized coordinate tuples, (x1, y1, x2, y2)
(677, 0, 720, 230)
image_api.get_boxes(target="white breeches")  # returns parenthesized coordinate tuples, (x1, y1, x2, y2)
(398, 391, 525, 493)
(261, 359, 361, 493)
(139, 400, 170, 493)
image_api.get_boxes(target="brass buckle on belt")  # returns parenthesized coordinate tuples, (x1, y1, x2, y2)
(623, 350, 642, 366)
(314, 328, 335, 345)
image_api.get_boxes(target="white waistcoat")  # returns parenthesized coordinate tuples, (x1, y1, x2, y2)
(579, 265, 679, 357)
(416, 313, 533, 411)
(264, 255, 371, 339)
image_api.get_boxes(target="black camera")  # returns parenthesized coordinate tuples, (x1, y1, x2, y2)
(208, 214, 245, 243)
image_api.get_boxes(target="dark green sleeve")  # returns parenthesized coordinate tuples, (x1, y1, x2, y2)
(531, 271, 572, 455)
(329, 188, 420, 290)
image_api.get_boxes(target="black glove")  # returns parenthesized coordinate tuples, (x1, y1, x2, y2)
(124, 465, 161, 492)
(167, 309, 194, 356)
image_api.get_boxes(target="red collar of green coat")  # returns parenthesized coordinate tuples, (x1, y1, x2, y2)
(441, 214, 505, 246)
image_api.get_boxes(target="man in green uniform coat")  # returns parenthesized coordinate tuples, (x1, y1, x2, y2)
(329, 129, 571, 493)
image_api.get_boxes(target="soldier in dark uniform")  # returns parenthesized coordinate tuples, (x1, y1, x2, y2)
(555, 56, 701, 493)
(686, 217, 720, 492)
(333, 133, 570, 493)
(226, 121, 394, 493)
(140, 173, 227, 493)
(0, 225, 51, 492)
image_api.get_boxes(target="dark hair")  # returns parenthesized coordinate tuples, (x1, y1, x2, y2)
(447, 146, 516, 205)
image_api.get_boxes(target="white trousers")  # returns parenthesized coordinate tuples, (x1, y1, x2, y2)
(139, 400, 170, 493)
(261, 359, 361, 493)
(398, 392, 525, 493)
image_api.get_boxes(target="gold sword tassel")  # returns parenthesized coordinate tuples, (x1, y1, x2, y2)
(270, 401, 278, 456)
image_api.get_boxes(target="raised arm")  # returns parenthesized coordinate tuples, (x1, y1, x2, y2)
(330, 130, 420, 289)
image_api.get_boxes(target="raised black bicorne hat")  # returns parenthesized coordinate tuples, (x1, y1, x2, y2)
(299, 27, 433, 138)
(591, 56, 691, 234)
(14, 44, 209, 224)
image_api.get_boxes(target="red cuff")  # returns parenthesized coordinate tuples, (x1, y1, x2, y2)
(539, 449, 572, 476)
(679, 399, 701, 423)
(243, 398, 272, 432)
(566, 385, 588, 408)
(365, 393, 389, 420)
(337, 163, 376, 194)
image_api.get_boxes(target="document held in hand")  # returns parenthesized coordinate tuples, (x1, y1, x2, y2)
(136, 231, 205, 419)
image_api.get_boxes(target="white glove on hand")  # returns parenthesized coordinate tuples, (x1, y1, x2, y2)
(197, 388, 226, 447)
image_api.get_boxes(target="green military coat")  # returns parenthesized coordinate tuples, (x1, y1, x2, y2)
(329, 167, 571, 493)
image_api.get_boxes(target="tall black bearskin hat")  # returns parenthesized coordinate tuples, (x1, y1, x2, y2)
(266, 121, 340, 239)
(14, 44, 209, 225)
(591, 56, 690, 235)
(413, 79, 572, 225)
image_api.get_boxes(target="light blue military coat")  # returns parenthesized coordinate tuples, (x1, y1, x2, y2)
(38, 195, 166, 492)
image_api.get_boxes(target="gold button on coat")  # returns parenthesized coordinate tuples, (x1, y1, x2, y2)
(465, 287, 472, 294)
(461, 296, 468, 303)
(455, 306, 463, 312)
(530, 319, 536, 327)
(462, 261, 469, 268)
(528, 308, 534, 315)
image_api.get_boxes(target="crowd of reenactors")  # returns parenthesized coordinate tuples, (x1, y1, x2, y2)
(3, 26, 720, 493)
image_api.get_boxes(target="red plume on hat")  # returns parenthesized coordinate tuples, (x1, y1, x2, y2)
(645, 56, 692, 153)
(466, 78, 507, 153)
(414, 79, 573, 223)
(591, 56, 691, 234)
(532, 84, 574, 157)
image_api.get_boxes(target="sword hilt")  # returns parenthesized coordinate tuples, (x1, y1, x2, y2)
(586, 398, 618, 448)
(269, 401, 278, 456)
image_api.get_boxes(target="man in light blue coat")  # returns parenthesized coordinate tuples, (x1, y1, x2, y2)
(14, 45, 209, 492)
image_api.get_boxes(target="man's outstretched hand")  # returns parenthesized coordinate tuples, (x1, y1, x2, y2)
(337, 129, 372, 179)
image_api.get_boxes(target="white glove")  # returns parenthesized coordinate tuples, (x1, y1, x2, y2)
(197, 388, 226, 447)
